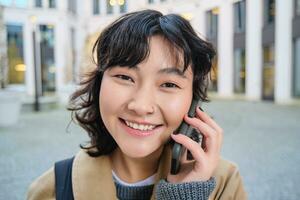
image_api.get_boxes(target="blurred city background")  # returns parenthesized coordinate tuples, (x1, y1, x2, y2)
(0, 0, 300, 199)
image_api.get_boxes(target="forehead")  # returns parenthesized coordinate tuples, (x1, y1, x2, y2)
(142, 36, 186, 71)
(125, 36, 192, 79)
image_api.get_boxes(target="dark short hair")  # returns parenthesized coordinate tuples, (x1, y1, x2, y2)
(68, 9, 216, 157)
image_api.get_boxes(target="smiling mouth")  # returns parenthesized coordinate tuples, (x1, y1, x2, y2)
(119, 118, 162, 132)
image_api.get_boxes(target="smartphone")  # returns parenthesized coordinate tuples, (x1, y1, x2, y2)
(170, 98, 203, 175)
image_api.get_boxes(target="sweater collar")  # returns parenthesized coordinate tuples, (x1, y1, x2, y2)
(72, 145, 171, 200)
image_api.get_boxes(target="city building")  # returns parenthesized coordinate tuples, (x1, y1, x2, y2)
(0, 0, 299, 105)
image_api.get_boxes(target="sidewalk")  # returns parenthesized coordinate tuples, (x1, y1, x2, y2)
(0, 99, 299, 200)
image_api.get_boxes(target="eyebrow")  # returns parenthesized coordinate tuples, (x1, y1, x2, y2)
(130, 66, 187, 79)
(158, 67, 187, 78)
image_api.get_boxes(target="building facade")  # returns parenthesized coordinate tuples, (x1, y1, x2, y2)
(0, 0, 299, 104)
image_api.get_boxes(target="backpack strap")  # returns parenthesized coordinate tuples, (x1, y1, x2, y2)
(54, 157, 75, 200)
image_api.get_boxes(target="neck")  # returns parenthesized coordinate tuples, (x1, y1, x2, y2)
(110, 147, 163, 183)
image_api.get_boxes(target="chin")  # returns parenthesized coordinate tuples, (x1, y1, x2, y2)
(119, 143, 161, 159)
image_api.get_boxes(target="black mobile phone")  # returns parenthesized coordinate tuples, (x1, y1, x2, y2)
(170, 99, 203, 175)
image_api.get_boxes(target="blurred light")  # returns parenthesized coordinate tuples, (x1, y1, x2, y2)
(0, 0, 10, 6)
(29, 15, 37, 24)
(15, 64, 26, 72)
(109, 0, 116, 6)
(49, 66, 56, 73)
(181, 13, 193, 20)
(240, 71, 245, 78)
(118, 0, 124, 5)
(47, 24, 54, 29)
(15, 0, 27, 8)
(212, 7, 219, 15)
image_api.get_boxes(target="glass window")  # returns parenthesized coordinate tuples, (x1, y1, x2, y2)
(0, 0, 12, 6)
(48, 0, 55, 8)
(293, 37, 300, 97)
(296, 0, 300, 16)
(70, 28, 76, 82)
(234, 48, 246, 93)
(119, 0, 127, 13)
(264, 0, 275, 25)
(234, 0, 246, 33)
(206, 8, 218, 41)
(106, 0, 114, 14)
(208, 58, 218, 91)
(148, 0, 154, 4)
(35, 0, 42, 7)
(68, 0, 77, 14)
(6, 24, 25, 84)
(262, 45, 275, 100)
(206, 8, 219, 91)
(93, 0, 100, 14)
(39, 24, 56, 93)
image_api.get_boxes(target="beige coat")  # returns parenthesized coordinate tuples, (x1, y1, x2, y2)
(27, 146, 247, 200)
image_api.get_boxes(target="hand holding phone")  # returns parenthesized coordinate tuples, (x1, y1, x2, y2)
(170, 99, 203, 175)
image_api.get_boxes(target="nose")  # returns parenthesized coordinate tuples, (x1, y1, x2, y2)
(127, 88, 155, 116)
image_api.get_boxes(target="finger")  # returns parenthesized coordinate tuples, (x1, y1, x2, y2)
(180, 148, 190, 164)
(171, 133, 205, 162)
(196, 107, 223, 133)
(183, 115, 222, 155)
(180, 153, 197, 165)
(184, 114, 217, 140)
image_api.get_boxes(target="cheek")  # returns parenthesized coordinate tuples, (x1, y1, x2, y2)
(160, 93, 193, 131)
(99, 76, 130, 114)
(99, 83, 109, 131)
(99, 78, 113, 117)
(99, 76, 123, 125)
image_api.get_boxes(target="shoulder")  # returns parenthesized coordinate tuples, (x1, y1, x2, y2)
(27, 167, 55, 200)
(210, 158, 247, 200)
(214, 158, 240, 179)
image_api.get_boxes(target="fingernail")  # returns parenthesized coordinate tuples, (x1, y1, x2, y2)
(171, 133, 178, 137)
(185, 114, 191, 118)
(198, 107, 204, 111)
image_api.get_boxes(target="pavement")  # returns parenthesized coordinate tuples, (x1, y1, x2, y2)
(0, 99, 300, 200)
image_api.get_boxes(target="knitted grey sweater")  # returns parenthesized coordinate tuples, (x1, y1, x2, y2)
(114, 177, 216, 200)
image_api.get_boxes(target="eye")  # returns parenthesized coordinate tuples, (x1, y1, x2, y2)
(114, 74, 134, 82)
(161, 82, 180, 88)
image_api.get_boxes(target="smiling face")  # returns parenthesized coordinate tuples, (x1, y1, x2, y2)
(99, 36, 193, 159)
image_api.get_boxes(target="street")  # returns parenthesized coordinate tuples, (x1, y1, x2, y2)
(0, 99, 300, 200)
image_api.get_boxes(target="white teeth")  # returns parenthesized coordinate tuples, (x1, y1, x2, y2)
(124, 120, 156, 131)
(138, 124, 143, 130)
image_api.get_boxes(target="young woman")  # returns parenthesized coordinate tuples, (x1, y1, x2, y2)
(27, 10, 246, 200)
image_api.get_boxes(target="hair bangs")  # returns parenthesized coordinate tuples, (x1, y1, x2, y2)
(158, 14, 194, 73)
(93, 10, 163, 70)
